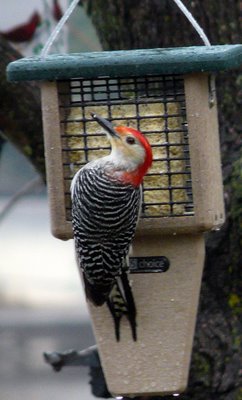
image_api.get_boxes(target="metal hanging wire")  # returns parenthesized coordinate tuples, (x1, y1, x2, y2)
(171, 0, 211, 46)
(40, 0, 80, 59)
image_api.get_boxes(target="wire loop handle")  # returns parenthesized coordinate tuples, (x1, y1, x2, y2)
(41, 0, 211, 59)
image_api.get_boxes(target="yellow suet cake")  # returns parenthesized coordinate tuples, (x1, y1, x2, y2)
(62, 102, 188, 217)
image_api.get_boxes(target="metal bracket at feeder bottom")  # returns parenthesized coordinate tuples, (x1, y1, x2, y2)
(87, 234, 205, 397)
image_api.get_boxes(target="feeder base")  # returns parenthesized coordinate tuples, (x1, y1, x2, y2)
(87, 233, 205, 397)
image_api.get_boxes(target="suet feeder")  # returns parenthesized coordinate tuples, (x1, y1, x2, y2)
(7, 45, 242, 397)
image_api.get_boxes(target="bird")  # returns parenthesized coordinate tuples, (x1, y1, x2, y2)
(71, 114, 152, 341)
(0, 12, 41, 43)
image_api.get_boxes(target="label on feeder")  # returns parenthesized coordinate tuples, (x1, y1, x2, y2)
(129, 256, 170, 273)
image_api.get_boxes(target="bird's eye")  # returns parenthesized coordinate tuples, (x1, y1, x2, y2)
(126, 136, 136, 145)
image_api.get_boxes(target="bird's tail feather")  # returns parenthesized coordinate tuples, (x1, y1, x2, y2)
(107, 271, 137, 341)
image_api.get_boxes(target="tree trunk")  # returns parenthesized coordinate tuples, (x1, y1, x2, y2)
(0, 35, 45, 178)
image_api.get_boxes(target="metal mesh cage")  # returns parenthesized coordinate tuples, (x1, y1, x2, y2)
(58, 74, 194, 221)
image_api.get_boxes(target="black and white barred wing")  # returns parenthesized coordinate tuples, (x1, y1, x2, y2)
(71, 166, 141, 306)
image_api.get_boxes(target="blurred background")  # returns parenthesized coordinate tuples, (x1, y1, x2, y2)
(0, 1, 103, 399)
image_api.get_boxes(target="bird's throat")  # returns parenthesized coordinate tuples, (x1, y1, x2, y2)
(108, 168, 144, 187)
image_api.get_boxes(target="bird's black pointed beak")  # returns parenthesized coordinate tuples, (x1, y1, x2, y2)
(91, 113, 120, 139)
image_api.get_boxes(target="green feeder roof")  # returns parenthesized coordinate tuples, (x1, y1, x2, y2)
(7, 45, 242, 82)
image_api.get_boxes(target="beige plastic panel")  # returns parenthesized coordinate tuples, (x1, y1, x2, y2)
(87, 234, 205, 397)
(41, 82, 71, 240)
(40, 73, 225, 240)
(183, 73, 225, 230)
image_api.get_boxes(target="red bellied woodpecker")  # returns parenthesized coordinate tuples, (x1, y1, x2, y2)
(71, 114, 152, 341)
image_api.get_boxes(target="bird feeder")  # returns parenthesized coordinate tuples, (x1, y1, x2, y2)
(7, 45, 242, 397)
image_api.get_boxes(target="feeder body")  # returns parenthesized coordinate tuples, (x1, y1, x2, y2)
(39, 69, 225, 395)
(38, 65, 227, 395)
(7, 45, 242, 397)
